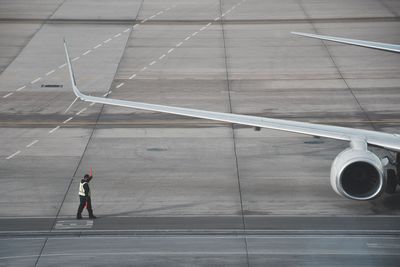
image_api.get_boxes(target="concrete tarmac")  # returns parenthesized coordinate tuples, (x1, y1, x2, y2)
(0, 0, 400, 266)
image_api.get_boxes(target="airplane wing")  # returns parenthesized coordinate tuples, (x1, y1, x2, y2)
(64, 40, 400, 152)
(291, 32, 400, 53)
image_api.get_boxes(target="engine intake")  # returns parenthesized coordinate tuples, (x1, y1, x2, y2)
(330, 148, 385, 201)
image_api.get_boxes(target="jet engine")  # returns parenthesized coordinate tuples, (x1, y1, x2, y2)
(330, 143, 385, 201)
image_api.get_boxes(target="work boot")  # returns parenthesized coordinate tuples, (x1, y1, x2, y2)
(76, 214, 82, 220)
(89, 215, 97, 219)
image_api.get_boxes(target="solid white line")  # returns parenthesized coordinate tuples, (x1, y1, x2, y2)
(104, 38, 112, 43)
(176, 42, 183, 47)
(129, 74, 137, 79)
(159, 54, 166, 60)
(3, 93, 13, 98)
(31, 77, 42, 84)
(184, 36, 190, 41)
(6, 151, 21, 160)
(114, 33, 122, 38)
(63, 117, 73, 124)
(76, 108, 87, 115)
(157, 11, 163, 15)
(207, 22, 212, 27)
(26, 140, 39, 148)
(168, 48, 174, 53)
(123, 28, 130, 33)
(116, 82, 124, 88)
(46, 70, 55, 76)
(59, 63, 67, 69)
(200, 26, 206, 31)
(192, 31, 198, 36)
(16, 86, 26, 91)
(83, 50, 92, 55)
(149, 15, 156, 19)
(49, 126, 60, 134)
(72, 57, 80, 61)
(94, 44, 102, 49)
(141, 67, 147, 71)
(149, 61, 156, 66)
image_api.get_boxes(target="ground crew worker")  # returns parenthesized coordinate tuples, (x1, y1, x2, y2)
(76, 174, 97, 219)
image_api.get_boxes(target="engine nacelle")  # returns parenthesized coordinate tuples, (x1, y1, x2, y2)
(330, 147, 385, 201)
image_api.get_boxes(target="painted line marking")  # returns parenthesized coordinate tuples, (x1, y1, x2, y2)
(46, 70, 55, 76)
(184, 36, 190, 41)
(141, 67, 147, 71)
(149, 61, 156, 66)
(31, 77, 42, 84)
(49, 126, 60, 134)
(116, 83, 124, 88)
(200, 26, 207, 31)
(214, 17, 220, 21)
(221, 13, 226, 17)
(102, 91, 112, 97)
(166, 7, 171, 11)
(17, 86, 26, 92)
(59, 63, 67, 69)
(206, 22, 212, 27)
(90, 102, 95, 106)
(3, 93, 13, 98)
(63, 117, 73, 124)
(176, 42, 183, 47)
(159, 54, 166, 60)
(133, 24, 138, 28)
(104, 38, 112, 43)
(157, 11, 163, 15)
(142, 18, 148, 23)
(94, 44, 102, 49)
(192, 31, 198, 36)
(129, 74, 137, 79)
(123, 28, 130, 33)
(76, 108, 87, 115)
(149, 15, 156, 19)
(72, 57, 80, 62)
(114, 33, 122, 38)
(26, 140, 39, 148)
(83, 50, 92, 56)
(168, 48, 174, 53)
(6, 151, 21, 160)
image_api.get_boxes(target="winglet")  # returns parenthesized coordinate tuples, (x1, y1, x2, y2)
(63, 39, 86, 100)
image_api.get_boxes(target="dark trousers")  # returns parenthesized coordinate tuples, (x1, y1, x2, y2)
(77, 196, 94, 217)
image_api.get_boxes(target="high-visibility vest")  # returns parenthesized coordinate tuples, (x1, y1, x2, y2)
(79, 181, 90, 196)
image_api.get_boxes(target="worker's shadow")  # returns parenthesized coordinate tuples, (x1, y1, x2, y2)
(382, 192, 400, 210)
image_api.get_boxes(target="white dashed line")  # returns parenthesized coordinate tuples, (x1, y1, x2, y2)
(149, 61, 156, 66)
(83, 50, 92, 56)
(72, 57, 80, 62)
(26, 140, 39, 148)
(214, 17, 220, 21)
(176, 42, 183, 47)
(123, 28, 130, 33)
(141, 67, 147, 71)
(200, 27, 207, 31)
(133, 24, 138, 28)
(90, 102, 95, 106)
(3, 93, 13, 98)
(168, 48, 174, 53)
(149, 15, 156, 19)
(104, 38, 112, 43)
(142, 18, 148, 23)
(166, 7, 171, 11)
(49, 126, 60, 134)
(192, 32, 198, 36)
(159, 54, 166, 60)
(103, 91, 112, 97)
(129, 74, 137, 79)
(76, 108, 87, 115)
(157, 11, 163, 15)
(6, 151, 20, 160)
(63, 117, 73, 124)
(46, 70, 55, 76)
(116, 83, 124, 88)
(207, 22, 212, 27)
(94, 44, 102, 49)
(221, 13, 226, 17)
(114, 33, 122, 38)
(16, 86, 26, 92)
(184, 36, 190, 41)
(31, 77, 42, 84)
(59, 63, 67, 69)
